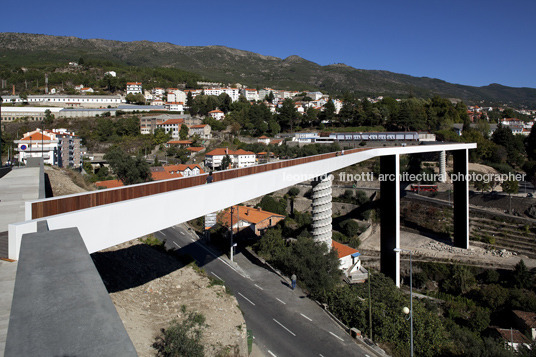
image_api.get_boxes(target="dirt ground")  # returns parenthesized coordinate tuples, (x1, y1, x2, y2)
(44, 165, 95, 196)
(92, 239, 248, 357)
(360, 228, 536, 269)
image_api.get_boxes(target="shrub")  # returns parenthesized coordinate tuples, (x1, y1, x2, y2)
(153, 310, 207, 357)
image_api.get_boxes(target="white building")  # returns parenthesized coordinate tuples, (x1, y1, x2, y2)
(104, 71, 117, 77)
(156, 118, 184, 139)
(126, 82, 142, 95)
(307, 91, 324, 100)
(153, 88, 165, 96)
(202, 87, 240, 102)
(167, 89, 186, 104)
(240, 88, 260, 101)
(208, 109, 225, 120)
(165, 102, 184, 112)
(205, 148, 256, 169)
(0, 95, 123, 108)
(14, 128, 82, 168)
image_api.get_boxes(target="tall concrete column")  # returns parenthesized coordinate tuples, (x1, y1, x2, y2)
(380, 154, 401, 287)
(311, 174, 332, 250)
(439, 150, 447, 183)
(452, 149, 469, 249)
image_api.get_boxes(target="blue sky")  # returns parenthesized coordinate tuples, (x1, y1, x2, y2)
(2, 0, 535, 88)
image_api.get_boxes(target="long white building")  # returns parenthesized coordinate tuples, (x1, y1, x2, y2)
(1, 95, 124, 108)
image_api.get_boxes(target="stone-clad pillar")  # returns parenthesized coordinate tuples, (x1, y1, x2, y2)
(380, 154, 401, 287)
(452, 149, 470, 249)
(311, 174, 333, 250)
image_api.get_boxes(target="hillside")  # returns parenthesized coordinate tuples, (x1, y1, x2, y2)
(1, 32, 536, 107)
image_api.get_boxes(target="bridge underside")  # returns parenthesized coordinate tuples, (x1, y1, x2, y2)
(380, 149, 469, 286)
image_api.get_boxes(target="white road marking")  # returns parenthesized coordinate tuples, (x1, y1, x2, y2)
(273, 319, 296, 336)
(276, 298, 286, 305)
(268, 351, 277, 357)
(254, 284, 264, 290)
(180, 231, 185, 235)
(238, 292, 255, 306)
(173, 241, 181, 248)
(211, 272, 223, 281)
(160, 231, 168, 236)
(329, 331, 345, 341)
(319, 354, 325, 357)
(300, 313, 312, 321)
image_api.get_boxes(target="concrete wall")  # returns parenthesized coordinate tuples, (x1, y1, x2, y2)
(8, 143, 476, 259)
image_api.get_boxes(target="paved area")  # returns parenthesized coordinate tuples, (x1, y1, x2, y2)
(155, 224, 384, 357)
(0, 167, 41, 233)
(0, 260, 17, 357)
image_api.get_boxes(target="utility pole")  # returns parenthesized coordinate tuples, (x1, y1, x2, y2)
(230, 206, 234, 262)
(368, 270, 373, 341)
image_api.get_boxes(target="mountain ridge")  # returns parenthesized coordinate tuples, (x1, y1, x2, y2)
(1, 32, 535, 107)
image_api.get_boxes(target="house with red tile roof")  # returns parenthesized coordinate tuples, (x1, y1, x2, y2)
(205, 148, 256, 169)
(208, 109, 225, 120)
(166, 140, 193, 147)
(218, 206, 285, 236)
(156, 118, 185, 139)
(126, 82, 142, 95)
(95, 179, 124, 189)
(188, 124, 211, 139)
(14, 128, 82, 168)
(332, 240, 368, 283)
(489, 327, 532, 351)
(162, 164, 204, 177)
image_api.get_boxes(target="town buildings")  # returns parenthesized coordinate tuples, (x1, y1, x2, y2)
(205, 148, 256, 169)
(14, 128, 82, 168)
(126, 82, 142, 95)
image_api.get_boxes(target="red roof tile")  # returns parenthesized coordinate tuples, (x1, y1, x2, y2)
(95, 179, 124, 189)
(331, 240, 359, 259)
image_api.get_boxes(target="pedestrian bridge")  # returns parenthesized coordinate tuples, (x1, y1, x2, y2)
(9, 143, 475, 284)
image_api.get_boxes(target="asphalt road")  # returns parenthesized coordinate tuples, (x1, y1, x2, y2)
(154, 225, 376, 357)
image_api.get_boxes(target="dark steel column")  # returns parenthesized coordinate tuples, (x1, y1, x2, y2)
(452, 149, 469, 249)
(380, 154, 400, 287)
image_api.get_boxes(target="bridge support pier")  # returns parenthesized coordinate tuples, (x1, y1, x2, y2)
(380, 154, 401, 287)
(439, 151, 447, 183)
(452, 149, 470, 249)
(311, 174, 333, 250)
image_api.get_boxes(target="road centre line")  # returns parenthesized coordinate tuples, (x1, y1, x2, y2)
(273, 319, 296, 336)
(238, 292, 256, 306)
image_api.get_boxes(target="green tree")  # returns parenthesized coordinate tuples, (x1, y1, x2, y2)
(502, 179, 519, 212)
(179, 124, 189, 140)
(512, 260, 532, 289)
(220, 154, 232, 170)
(104, 146, 151, 185)
(278, 98, 298, 131)
(321, 98, 336, 124)
(43, 109, 54, 126)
